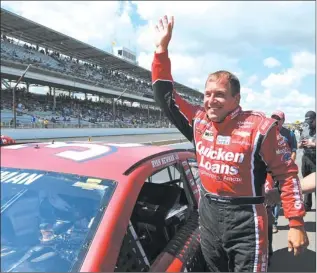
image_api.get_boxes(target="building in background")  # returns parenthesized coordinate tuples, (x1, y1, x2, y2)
(113, 46, 138, 65)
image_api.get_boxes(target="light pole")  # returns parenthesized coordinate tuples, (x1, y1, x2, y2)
(113, 88, 128, 128)
(12, 64, 32, 128)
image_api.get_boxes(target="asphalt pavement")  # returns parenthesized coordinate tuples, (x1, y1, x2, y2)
(268, 147, 316, 272)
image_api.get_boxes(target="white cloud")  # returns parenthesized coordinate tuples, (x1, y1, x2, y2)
(138, 51, 239, 92)
(263, 57, 281, 68)
(261, 51, 315, 90)
(133, 1, 315, 57)
(246, 75, 258, 86)
(240, 86, 314, 123)
(2, 1, 136, 51)
(133, 1, 314, 95)
(292, 51, 315, 75)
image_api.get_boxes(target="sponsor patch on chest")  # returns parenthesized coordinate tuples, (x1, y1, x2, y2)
(202, 130, 214, 141)
(233, 131, 251, 137)
(216, 135, 231, 145)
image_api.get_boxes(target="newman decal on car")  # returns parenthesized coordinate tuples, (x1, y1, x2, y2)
(1, 170, 43, 185)
(151, 153, 179, 168)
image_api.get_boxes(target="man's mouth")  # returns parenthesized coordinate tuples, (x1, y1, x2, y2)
(207, 106, 222, 110)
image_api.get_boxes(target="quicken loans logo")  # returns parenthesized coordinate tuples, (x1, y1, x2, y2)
(196, 141, 245, 175)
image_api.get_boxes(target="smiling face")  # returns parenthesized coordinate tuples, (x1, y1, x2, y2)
(204, 71, 240, 122)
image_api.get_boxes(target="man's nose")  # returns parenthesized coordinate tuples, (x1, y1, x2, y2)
(207, 94, 217, 105)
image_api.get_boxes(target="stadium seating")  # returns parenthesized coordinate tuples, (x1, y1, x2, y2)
(1, 35, 201, 128)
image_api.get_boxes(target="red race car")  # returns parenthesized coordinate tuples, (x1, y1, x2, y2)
(0, 135, 16, 146)
(1, 141, 205, 272)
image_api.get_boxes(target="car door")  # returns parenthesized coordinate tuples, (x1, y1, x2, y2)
(114, 151, 205, 272)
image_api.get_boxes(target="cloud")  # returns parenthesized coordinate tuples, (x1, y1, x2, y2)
(246, 75, 258, 87)
(133, 1, 315, 57)
(261, 51, 315, 91)
(263, 57, 281, 68)
(1, 1, 136, 51)
(292, 51, 315, 75)
(133, 1, 314, 95)
(240, 86, 314, 123)
(137, 51, 239, 92)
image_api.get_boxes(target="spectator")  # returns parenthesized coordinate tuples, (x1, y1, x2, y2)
(298, 111, 316, 212)
(271, 110, 298, 233)
(44, 119, 49, 129)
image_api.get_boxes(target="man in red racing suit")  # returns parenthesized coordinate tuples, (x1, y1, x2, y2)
(151, 16, 308, 272)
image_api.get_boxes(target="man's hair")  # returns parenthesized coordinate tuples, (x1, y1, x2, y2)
(205, 70, 240, 96)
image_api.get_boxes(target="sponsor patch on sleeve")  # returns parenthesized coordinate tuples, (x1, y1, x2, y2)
(259, 118, 276, 135)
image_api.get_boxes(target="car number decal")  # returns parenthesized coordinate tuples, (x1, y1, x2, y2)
(44, 142, 117, 162)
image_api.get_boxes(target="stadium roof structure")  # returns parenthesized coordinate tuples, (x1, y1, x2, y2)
(1, 8, 203, 98)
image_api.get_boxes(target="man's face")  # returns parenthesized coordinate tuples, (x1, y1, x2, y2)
(204, 76, 240, 122)
(305, 116, 316, 129)
(271, 115, 284, 130)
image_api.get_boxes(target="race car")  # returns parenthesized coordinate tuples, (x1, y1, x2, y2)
(1, 141, 205, 272)
(0, 135, 16, 146)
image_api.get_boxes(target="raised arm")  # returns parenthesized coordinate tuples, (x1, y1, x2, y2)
(151, 16, 201, 142)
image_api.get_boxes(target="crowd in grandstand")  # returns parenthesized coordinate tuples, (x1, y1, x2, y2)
(1, 87, 171, 128)
(1, 34, 201, 106)
(0, 33, 202, 129)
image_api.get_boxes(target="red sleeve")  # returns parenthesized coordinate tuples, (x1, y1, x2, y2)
(260, 124, 305, 227)
(152, 51, 201, 141)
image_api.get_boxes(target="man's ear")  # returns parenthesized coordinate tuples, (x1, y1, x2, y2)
(235, 93, 241, 104)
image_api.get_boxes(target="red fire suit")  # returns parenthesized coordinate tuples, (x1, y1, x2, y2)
(152, 51, 305, 272)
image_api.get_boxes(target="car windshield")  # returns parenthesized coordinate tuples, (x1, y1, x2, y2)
(1, 167, 116, 272)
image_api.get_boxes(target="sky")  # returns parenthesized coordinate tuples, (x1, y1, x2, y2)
(2, 1, 316, 123)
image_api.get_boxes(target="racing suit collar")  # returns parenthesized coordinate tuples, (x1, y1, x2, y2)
(210, 106, 242, 130)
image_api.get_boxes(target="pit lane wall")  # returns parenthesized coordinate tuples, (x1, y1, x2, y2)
(1, 128, 180, 141)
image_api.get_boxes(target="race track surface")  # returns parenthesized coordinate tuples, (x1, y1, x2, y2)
(268, 147, 316, 272)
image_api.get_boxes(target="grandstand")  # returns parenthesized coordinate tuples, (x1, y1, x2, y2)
(0, 8, 203, 129)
